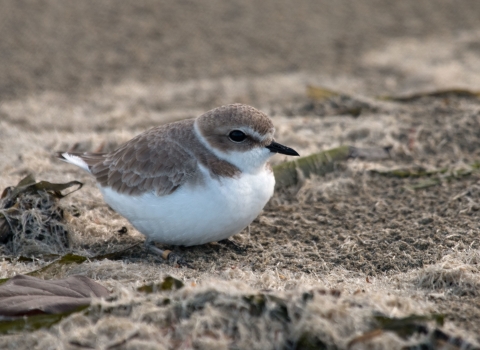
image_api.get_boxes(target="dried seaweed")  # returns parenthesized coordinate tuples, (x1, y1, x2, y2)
(0, 306, 89, 335)
(137, 276, 185, 294)
(370, 166, 446, 178)
(273, 146, 351, 188)
(16, 244, 141, 280)
(371, 165, 477, 190)
(348, 146, 392, 161)
(347, 314, 446, 348)
(374, 314, 444, 338)
(0, 175, 82, 256)
(302, 85, 374, 117)
(413, 329, 480, 350)
(306, 85, 342, 101)
(377, 88, 480, 102)
(27, 253, 88, 278)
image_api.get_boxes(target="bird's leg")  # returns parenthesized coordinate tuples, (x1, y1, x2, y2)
(217, 238, 245, 253)
(144, 239, 191, 267)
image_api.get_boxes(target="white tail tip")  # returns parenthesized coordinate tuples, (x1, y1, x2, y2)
(60, 153, 91, 173)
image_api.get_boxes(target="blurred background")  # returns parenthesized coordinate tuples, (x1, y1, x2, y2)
(2, 3, 480, 345)
(2, 0, 480, 102)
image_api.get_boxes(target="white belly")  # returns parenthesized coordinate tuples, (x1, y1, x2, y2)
(99, 169, 275, 246)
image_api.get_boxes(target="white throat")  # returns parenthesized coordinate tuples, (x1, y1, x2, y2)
(222, 147, 273, 173)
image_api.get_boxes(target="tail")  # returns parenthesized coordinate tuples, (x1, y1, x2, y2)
(55, 152, 106, 173)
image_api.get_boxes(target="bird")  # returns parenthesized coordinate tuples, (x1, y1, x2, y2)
(56, 103, 299, 261)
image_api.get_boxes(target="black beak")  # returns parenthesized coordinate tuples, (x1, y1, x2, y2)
(266, 141, 299, 156)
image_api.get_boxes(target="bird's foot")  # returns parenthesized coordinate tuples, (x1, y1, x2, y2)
(217, 239, 246, 253)
(145, 240, 191, 268)
(164, 250, 191, 267)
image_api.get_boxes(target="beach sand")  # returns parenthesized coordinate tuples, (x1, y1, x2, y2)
(1, 1, 480, 348)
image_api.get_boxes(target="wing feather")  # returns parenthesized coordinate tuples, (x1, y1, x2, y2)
(94, 120, 198, 196)
(57, 118, 241, 196)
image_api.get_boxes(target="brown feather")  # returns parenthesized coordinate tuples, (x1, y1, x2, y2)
(57, 104, 278, 196)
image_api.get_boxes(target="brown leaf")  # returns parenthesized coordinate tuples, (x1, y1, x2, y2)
(0, 275, 109, 317)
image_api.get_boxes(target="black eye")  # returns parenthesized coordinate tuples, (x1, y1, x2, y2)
(228, 130, 247, 142)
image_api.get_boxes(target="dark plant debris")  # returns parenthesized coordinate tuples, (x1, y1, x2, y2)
(0, 305, 89, 335)
(370, 164, 480, 190)
(346, 313, 479, 349)
(301, 85, 376, 117)
(137, 275, 185, 294)
(374, 314, 444, 338)
(0, 174, 82, 256)
(377, 88, 480, 103)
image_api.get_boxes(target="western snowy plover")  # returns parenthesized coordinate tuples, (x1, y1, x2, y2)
(57, 104, 298, 259)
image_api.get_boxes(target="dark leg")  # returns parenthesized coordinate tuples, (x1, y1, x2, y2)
(144, 239, 191, 267)
(217, 239, 245, 253)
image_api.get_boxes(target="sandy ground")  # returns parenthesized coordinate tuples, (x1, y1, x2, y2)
(1, 1, 480, 349)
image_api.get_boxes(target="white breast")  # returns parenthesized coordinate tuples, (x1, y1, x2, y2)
(100, 166, 275, 246)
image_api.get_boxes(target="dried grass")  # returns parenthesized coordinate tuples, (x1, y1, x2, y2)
(413, 249, 480, 296)
(2, 25, 480, 349)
